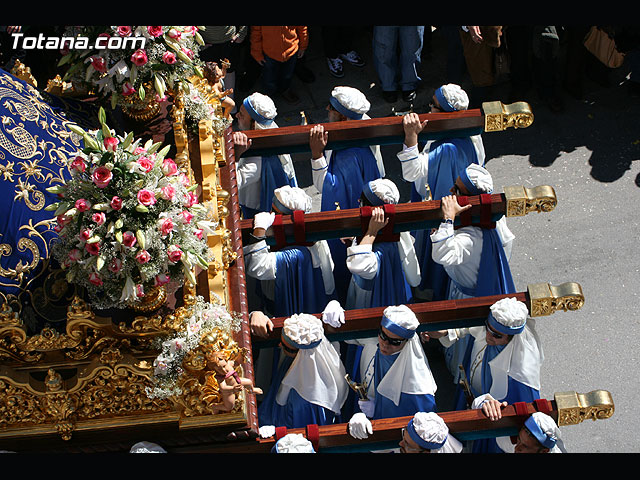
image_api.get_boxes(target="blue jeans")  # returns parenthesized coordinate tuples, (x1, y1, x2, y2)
(260, 54, 297, 95)
(373, 26, 424, 92)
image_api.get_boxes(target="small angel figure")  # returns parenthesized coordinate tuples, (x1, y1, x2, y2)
(202, 347, 262, 412)
(203, 59, 235, 119)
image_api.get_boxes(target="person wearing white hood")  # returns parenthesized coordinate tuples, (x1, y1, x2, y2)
(347, 305, 438, 441)
(308, 86, 386, 305)
(424, 163, 517, 384)
(345, 178, 421, 310)
(474, 395, 566, 453)
(242, 185, 336, 318)
(399, 411, 464, 453)
(257, 313, 348, 429)
(427, 297, 545, 453)
(232, 92, 298, 219)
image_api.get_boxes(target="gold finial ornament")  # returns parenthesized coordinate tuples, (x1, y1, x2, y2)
(482, 100, 534, 132)
(527, 282, 585, 317)
(555, 390, 615, 426)
(503, 185, 557, 217)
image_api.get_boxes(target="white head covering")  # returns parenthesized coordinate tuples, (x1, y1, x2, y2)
(476, 298, 544, 399)
(129, 441, 166, 453)
(363, 178, 400, 206)
(488, 297, 528, 335)
(435, 83, 469, 112)
(273, 185, 313, 214)
(460, 163, 493, 195)
(272, 433, 316, 453)
(376, 306, 437, 405)
(407, 412, 463, 453)
(243, 92, 277, 127)
(276, 314, 348, 414)
(330, 86, 370, 119)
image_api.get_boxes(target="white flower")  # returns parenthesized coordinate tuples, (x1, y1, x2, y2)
(119, 276, 137, 303)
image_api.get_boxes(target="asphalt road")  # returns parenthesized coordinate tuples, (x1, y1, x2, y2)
(235, 26, 639, 453)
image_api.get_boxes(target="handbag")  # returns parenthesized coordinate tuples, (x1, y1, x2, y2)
(583, 26, 625, 68)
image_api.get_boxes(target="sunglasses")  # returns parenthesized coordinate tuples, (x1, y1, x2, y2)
(378, 328, 408, 346)
(485, 321, 504, 339)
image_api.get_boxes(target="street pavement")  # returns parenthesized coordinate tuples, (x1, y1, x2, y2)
(234, 26, 640, 453)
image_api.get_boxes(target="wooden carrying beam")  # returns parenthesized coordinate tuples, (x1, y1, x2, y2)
(250, 389, 613, 453)
(239, 185, 557, 247)
(239, 101, 533, 157)
(251, 282, 585, 346)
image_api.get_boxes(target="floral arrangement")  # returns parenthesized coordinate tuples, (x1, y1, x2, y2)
(48, 107, 217, 310)
(182, 81, 232, 136)
(59, 26, 206, 113)
(146, 294, 241, 400)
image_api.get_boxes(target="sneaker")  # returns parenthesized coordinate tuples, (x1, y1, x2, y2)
(340, 50, 365, 67)
(402, 90, 416, 102)
(327, 57, 344, 78)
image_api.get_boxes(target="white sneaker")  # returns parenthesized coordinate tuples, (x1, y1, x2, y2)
(339, 50, 365, 67)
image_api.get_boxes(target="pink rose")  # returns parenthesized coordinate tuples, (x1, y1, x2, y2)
(162, 158, 178, 176)
(180, 210, 194, 224)
(85, 242, 100, 256)
(103, 136, 119, 152)
(89, 272, 103, 286)
(168, 28, 181, 40)
(68, 248, 82, 262)
(110, 195, 122, 210)
(136, 284, 145, 298)
(137, 156, 155, 173)
(181, 47, 194, 60)
(108, 258, 122, 273)
(162, 51, 177, 65)
(167, 245, 183, 264)
(159, 218, 174, 236)
(57, 214, 71, 226)
(75, 198, 91, 212)
(135, 250, 151, 264)
(178, 174, 190, 187)
(154, 273, 171, 286)
(117, 26, 132, 37)
(137, 189, 157, 206)
(159, 184, 176, 201)
(79, 228, 93, 242)
(130, 48, 148, 67)
(122, 231, 137, 248)
(69, 156, 86, 174)
(183, 191, 198, 208)
(194, 228, 204, 240)
(92, 212, 106, 225)
(122, 82, 136, 96)
(133, 146, 147, 155)
(90, 55, 107, 73)
(183, 26, 197, 36)
(92, 166, 113, 188)
(147, 26, 163, 37)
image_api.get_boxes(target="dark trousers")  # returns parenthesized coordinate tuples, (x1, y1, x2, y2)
(261, 54, 297, 96)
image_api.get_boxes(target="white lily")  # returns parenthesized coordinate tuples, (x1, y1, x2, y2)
(119, 276, 137, 303)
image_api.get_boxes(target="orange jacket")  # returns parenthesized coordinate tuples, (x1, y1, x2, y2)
(250, 26, 309, 63)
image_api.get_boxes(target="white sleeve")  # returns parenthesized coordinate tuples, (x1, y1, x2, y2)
(236, 156, 262, 188)
(310, 155, 329, 194)
(396, 143, 429, 183)
(438, 327, 469, 348)
(242, 240, 277, 280)
(430, 224, 476, 267)
(346, 243, 379, 280)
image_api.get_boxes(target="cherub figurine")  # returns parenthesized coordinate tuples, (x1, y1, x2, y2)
(203, 59, 235, 119)
(202, 346, 263, 413)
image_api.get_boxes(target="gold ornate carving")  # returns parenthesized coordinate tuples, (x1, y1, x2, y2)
(554, 390, 615, 426)
(9, 60, 37, 88)
(527, 282, 585, 317)
(119, 82, 161, 122)
(483, 100, 534, 132)
(503, 185, 557, 217)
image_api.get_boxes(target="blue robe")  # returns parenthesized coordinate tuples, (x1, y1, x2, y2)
(257, 352, 340, 429)
(259, 246, 335, 318)
(411, 138, 482, 301)
(240, 154, 297, 219)
(319, 146, 382, 305)
(371, 349, 437, 420)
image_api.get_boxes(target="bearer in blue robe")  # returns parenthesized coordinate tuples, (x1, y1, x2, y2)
(427, 297, 545, 453)
(396, 84, 486, 302)
(232, 92, 298, 219)
(426, 164, 516, 384)
(308, 86, 386, 304)
(257, 313, 348, 429)
(346, 305, 438, 440)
